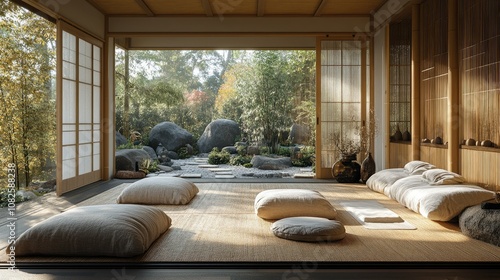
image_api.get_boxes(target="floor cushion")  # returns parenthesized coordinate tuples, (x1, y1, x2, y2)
(254, 189, 337, 220)
(271, 216, 346, 242)
(459, 204, 500, 247)
(8, 204, 171, 257)
(117, 177, 199, 205)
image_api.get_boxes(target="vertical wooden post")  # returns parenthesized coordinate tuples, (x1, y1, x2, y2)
(411, 4, 420, 160)
(384, 25, 390, 168)
(448, 0, 459, 172)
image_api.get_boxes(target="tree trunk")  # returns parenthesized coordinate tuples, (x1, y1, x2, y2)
(123, 49, 130, 139)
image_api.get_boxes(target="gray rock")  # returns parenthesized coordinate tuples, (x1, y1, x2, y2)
(459, 204, 500, 247)
(251, 155, 292, 170)
(116, 149, 151, 171)
(39, 179, 56, 190)
(222, 146, 237, 154)
(142, 146, 158, 160)
(149, 122, 194, 151)
(289, 124, 310, 145)
(116, 131, 128, 147)
(167, 151, 179, 160)
(171, 165, 182, 170)
(16, 190, 37, 200)
(197, 119, 240, 153)
(247, 146, 261, 155)
(158, 165, 174, 172)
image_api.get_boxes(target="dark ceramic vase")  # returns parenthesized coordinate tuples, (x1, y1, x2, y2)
(360, 152, 376, 183)
(332, 154, 361, 183)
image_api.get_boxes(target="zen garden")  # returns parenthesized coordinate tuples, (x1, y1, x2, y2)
(0, 1, 316, 207)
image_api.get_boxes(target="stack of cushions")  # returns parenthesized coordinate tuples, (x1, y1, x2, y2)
(254, 189, 345, 242)
(403, 160, 436, 175)
(388, 169, 494, 221)
(421, 168, 465, 185)
(9, 205, 171, 257)
(366, 160, 436, 196)
(116, 177, 199, 205)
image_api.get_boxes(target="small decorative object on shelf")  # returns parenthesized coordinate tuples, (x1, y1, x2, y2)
(481, 140, 493, 147)
(434, 136, 443, 145)
(465, 138, 476, 146)
(393, 125, 403, 141)
(360, 152, 376, 183)
(402, 129, 411, 142)
(332, 154, 361, 183)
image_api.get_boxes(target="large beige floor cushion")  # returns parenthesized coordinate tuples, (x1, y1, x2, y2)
(9, 204, 171, 257)
(117, 177, 199, 205)
(254, 189, 337, 220)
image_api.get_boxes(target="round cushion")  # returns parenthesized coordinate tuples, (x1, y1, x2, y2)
(459, 204, 500, 246)
(271, 216, 346, 242)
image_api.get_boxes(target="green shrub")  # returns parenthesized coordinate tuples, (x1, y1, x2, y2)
(259, 146, 270, 155)
(208, 148, 231, 165)
(230, 155, 252, 166)
(243, 163, 253, 168)
(139, 159, 159, 174)
(277, 146, 291, 157)
(236, 145, 247, 156)
(177, 147, 190, 159)
(0, 188, 28, 208)
(291, 146, 316, 167)
(117, 142, 142, 150)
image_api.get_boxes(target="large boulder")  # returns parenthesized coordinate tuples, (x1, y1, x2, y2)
(142, 146, 158, 160)
(197, 119, 241, 153)
(148, 122, 194, 151)
(289, 124, 311, 145)
(115, 149, 151, 171)
(116, 131, 128, 147)
(251, 155, 292, 170)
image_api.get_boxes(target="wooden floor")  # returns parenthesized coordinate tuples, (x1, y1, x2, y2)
(1, 178, 499, 278)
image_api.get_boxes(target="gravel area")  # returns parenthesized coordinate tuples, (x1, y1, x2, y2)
(147, 156, 315, 179)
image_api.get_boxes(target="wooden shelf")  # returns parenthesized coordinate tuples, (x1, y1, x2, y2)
(421, 142, 448, 149)
(460, 145, 500, 153)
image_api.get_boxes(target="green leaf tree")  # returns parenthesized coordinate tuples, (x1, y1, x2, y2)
(0, 0, 56, 188)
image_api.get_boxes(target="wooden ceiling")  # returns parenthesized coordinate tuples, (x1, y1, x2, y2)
(86, 0, 387, 17)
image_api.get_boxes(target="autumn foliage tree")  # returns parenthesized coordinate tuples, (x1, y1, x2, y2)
(0, 0, 56, 188)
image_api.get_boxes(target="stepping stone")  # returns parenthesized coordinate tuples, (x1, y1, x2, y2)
(214, 171, 233, 175)
(293, 173, 315, 178)
(158, 173, 180, 177)
(194, 158, 209, 163)
(198, 164, 219, 168)
(300, 168, 313, 172)
(215, 175, 236, 179)
(208, 168, 232, 172)
(180, 173, 202, 178)
(185, 162, 202, 165)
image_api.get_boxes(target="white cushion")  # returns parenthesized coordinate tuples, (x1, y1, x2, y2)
(421, 168, 466, 185)
(418, 185, 494, 221)
(254, 189, 337, 220)
(117, 177, 199, 205)
(403, 160, 436, 175)
(9, 205, 171, 257)
(389, 176, 495, 221)
(271, 217, 346, 242)
(365, 168, 408, 195)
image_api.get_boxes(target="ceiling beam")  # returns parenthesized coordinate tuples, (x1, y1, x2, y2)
(257, 0, 265, 17)
(135, 0, 154, 16)
(314, 0, 327, 17)
(201, 0, 214, 16)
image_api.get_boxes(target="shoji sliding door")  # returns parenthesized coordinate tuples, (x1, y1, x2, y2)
(316, 38, 370, 179)
(57, 22, 103, 195)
